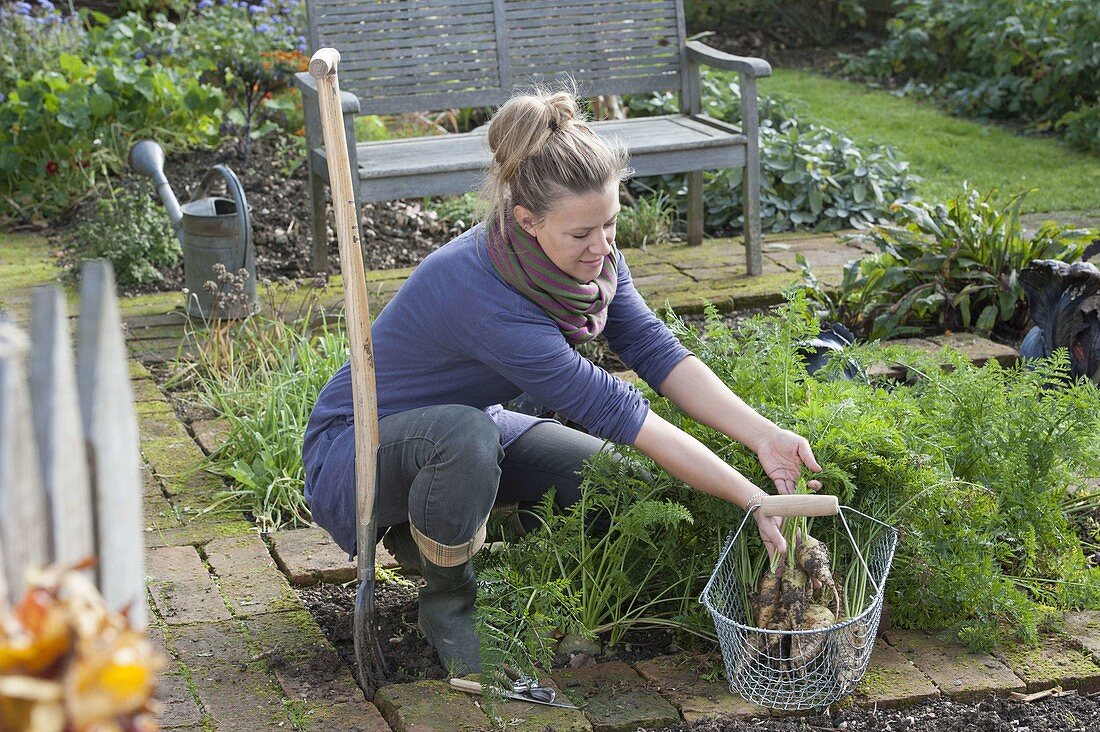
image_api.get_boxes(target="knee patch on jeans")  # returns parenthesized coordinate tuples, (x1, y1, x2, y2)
(408, 515, 488, 568)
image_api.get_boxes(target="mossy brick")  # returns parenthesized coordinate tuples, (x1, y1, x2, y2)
(135, 398, 176, 420)
(144, 490, 183, 534)
(243, 610, 362, 706)
(269, 526, 384, 586)
(995, 635, 1100, 693)
(131, 377, 167, 404)
(854, 640, 940, 709)
(146, 545, 231, 625)
(155, 672, 205, 730)
(124, 311, 192, 330)
(129, 357, 153, 380)
(144, 519, 254, 549)
(479, 676, 591, 731)
(628, 261, 681, 279)
(190, 418, 230, 456)
(633, 653, 767, 721)
(297, 700, 391, 732)
(884, 629, 1024, 700)
(1065, 611, 1100, 663)
(165, 619, 293, 729)
(205, 534, 300, 616)
(551, 660, 681, 732)
(374, 679, 494, 731)
(117, 291, 186, 319)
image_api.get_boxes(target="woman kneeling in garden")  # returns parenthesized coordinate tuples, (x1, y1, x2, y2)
(303, 87, 821, 673)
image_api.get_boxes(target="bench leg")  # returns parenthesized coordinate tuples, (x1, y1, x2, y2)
(309, 170, 329, 274)
(687, 171, 704, 246)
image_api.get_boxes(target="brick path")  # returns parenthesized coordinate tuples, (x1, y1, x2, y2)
(3, 230, 1100, 730)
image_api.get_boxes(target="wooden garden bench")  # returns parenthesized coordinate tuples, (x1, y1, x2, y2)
(296, 0, 771, 275)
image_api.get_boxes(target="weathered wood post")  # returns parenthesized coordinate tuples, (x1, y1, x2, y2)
(0, 261, 145, 628)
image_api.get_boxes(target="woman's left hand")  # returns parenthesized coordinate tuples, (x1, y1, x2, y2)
(755, 428, 822, 495)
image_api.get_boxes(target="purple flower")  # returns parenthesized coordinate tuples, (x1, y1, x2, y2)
(12, 2, 33, 15)
(249, 4, 263, 13)
(256, 23, 270, 32)
(36, 0, 55, 10)
(297, 39, 307, 53)
(198, 0, 213, 8)
(135, 50, 145, 59)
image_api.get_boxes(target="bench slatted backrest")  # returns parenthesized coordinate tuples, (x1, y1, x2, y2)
(306, 0, 686, 115)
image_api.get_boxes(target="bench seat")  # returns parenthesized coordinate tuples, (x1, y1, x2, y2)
(309, 115, 746, 202)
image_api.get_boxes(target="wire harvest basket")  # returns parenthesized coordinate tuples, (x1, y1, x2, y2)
(701, 494, 898, 710)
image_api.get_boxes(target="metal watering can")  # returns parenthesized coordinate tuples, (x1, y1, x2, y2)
(129, 140, 258, 319)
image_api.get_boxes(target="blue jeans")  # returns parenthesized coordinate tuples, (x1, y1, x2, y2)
(305, 404, 609, 557)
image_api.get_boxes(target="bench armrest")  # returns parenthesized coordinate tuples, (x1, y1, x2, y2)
(686, 41, 771, 79)
(294, 71, 361, 115)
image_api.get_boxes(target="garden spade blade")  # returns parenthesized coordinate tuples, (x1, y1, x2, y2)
(309, 47, 388, 696)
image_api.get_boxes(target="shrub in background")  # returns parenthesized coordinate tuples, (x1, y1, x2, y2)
(686, 0, 870, 46)
(0, 1, 84, 94)
(626, 71, 919, 235)
(850, 0, 1100, 154)
(0, 7, 223, 222)
(800, 185, 1095, 341)
(180, 0, 308, 156)
(73, 185, 181, 288)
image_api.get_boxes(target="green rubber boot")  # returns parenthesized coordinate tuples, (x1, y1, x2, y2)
(381, 523, 421, 577)
(417, 558, 482, 674)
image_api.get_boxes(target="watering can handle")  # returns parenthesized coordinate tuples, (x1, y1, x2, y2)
(199, 166, 253, 275)
(756, 494, 839, 517)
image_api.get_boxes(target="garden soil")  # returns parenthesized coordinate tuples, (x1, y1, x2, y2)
(646, 693, 1100, 731)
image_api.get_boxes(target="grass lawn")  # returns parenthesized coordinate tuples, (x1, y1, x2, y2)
(756, 69, 1100, 213)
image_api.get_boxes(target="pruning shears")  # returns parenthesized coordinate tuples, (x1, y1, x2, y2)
(449, 673, 580, 710)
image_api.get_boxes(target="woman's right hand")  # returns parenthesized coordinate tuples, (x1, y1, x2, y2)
(754, 509, 786, 559)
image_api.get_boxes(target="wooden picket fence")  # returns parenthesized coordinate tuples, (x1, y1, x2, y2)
(0, 261, 146, 627)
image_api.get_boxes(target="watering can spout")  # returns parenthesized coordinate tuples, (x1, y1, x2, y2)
(129, 140, 183, 234)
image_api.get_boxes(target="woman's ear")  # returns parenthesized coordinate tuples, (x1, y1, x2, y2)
(512, 204, 539, 237)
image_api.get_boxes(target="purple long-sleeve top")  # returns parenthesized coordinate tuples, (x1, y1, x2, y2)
(302, 223, 691, 528)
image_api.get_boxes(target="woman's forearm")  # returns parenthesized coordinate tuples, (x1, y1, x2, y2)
(658, 355, 779, 452)
(632, 409, 766, 509)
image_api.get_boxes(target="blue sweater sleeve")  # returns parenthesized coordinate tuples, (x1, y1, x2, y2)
(603, 254, 693, 393)
(458, 303, 652, 445)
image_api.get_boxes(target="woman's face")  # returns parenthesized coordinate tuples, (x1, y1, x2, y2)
(513, 180, 620, 283)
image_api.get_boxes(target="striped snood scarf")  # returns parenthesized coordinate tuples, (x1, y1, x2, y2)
(486, 215, 618, 345)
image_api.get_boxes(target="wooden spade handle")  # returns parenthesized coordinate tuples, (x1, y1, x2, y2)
(449, 678, 485, 696)
(757, 494, 839, 517)
(309, 48, 379, 580)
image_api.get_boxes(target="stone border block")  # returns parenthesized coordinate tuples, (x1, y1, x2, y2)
(885, 629, 1024, 700)
(374, 679, 493, 731)
(854, 640, 940, 709)
(269, 526, 397, 586)
(205, 534, 301, 616)
(146, 545, 231, 625)
(996, 635, 1100, 693)
(155, 672, 205, 730)
(243, 610, 363, 706)
(1065, 611, 1100, 663)
(167, 619, 293, 729)
(551, 659, 681, 732)
(633, 653, 768, 721)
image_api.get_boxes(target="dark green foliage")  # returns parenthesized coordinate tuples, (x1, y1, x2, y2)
(686, 1, 869, 46)
(476, 296, 1100, 672)
(798, 185, 1095, 341)
(849, 0, 1100, 153)
(73, 185, 181, 288)
(0, 8, 223, 222)
(625, 71, 919, 235)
